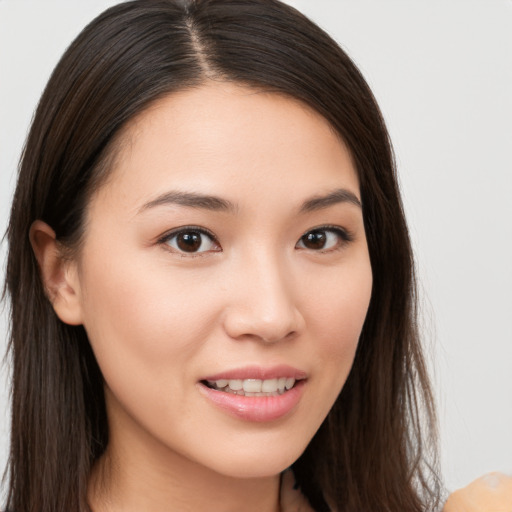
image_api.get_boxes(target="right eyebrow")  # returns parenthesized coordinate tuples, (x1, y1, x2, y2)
(138, 190, 237, 214)
(299, 188, 362, 213)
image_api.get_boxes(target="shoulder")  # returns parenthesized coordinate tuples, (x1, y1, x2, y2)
(443, 472, 512, 512)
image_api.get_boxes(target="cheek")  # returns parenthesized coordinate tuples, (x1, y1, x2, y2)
(304, 256, 372, 395)
(78, 247, 221, 381)
(306, 255, 372, 346)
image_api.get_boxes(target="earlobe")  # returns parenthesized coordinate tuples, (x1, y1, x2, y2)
(29, 220, 83, 326)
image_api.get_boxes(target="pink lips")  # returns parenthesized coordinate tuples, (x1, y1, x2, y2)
(202, 364, 307, 382)
(198, 365, 307, 422)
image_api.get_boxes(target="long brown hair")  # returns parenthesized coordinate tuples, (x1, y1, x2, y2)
(3, 1, 441, 510)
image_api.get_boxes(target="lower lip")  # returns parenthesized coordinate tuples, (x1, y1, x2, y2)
(198, 380, 306, 422)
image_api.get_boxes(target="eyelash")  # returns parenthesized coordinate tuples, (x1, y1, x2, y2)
(296, 225, 354, 252)
(158, 226, 221, 257)
(157, 224, 353, 256)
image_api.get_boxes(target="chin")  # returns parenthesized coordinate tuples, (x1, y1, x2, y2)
(199, 440, 307, 480)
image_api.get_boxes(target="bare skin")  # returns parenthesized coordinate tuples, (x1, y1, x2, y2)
(444, 473, 512, 512)
(31, 83, 372, 512)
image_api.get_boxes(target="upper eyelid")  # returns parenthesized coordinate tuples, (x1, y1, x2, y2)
(300, 224, 352, 238)
(157, 225, 218, 244)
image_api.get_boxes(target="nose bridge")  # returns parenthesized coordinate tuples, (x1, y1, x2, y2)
(223, 245, 303, 342)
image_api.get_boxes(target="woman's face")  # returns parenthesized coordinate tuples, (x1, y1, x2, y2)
(72, 83, 372, 478)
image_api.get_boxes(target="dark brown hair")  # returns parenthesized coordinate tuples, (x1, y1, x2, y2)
(3, 0, 441, 510)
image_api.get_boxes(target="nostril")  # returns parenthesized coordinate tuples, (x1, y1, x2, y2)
(221, 284, 305, 343)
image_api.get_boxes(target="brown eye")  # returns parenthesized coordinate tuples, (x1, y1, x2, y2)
(176, 232, 202, 252)
(296, 227, 350, 251)
(164, 229, 219, 254)
(301, 230, 327, 250)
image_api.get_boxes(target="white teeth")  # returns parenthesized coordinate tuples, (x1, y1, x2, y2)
(261, 378, 278, 393)
(207, 377, 297, 395)
(228, 379, 243, 391)
(243, 379, 262, 393)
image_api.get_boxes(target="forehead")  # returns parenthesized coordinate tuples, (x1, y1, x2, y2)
(92, 82, 359, 215)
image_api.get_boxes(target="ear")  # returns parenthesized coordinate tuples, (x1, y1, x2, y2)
(29, 220, 83, 326)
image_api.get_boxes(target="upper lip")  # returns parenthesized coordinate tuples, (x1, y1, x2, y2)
(201, 365, 307, 382)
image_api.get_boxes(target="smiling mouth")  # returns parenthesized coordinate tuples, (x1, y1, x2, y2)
(201, 377, 299, 397)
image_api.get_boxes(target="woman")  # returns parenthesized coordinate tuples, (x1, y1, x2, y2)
(3, 0, 442, 510)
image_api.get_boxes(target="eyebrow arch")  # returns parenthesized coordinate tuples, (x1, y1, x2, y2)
(299, 188, 362, 213)
(138, 190, 237, 214)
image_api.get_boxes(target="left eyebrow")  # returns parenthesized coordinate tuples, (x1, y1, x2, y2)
(299, 188, 362, 213)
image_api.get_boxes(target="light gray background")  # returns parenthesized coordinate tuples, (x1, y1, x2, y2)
(0, 0, 511, 496)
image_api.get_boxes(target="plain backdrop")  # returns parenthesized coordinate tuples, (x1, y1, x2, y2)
(0, 0, 511, 497)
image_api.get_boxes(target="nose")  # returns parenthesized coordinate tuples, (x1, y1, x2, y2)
(222, 252, 305, 344)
